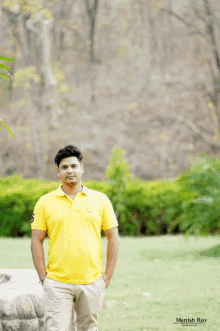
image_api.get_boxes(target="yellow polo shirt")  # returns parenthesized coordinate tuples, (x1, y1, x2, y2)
(31, 184, 118, 284)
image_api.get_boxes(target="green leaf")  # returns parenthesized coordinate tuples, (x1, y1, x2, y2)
(196, 196, 214, 204)
(0, 56, 15, 63)
(0, 72, 10, 81)
(0, 64, 12, 71)
(0, 120, 13, 138)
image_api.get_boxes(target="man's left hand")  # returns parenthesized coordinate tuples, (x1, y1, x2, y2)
(102, 273, 111, 289)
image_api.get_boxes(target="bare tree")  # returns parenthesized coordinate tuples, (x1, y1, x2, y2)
(19, 11, 45, 178)
(50, 0, 75, 61)
(2, 5, 59, 178)
(203, 0, 220, 120)
(84, 0, 99, 63)
(161, 0, 220, 144)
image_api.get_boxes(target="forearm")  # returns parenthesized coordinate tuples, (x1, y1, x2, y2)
(30, 239, 47, 280)
(104, 237, 120, 280)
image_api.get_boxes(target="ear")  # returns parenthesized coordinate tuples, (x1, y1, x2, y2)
(56, 167, 59, 176)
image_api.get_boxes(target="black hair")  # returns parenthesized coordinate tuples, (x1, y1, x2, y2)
(55, 145, 83, 168)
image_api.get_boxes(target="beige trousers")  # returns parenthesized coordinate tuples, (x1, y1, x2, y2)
(43, 276, 106, 331)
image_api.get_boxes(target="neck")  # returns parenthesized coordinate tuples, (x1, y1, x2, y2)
(61, 182, 82, 196)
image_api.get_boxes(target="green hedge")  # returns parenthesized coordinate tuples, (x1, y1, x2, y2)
(1, 155, 220, 237)
(0, 175, 184, 238)
(118, 179, 184, 236)
(0, 175, 59, 237)
(171, 156, 220, 235)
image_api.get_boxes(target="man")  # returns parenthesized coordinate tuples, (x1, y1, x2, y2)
(30, 145, 120, 331)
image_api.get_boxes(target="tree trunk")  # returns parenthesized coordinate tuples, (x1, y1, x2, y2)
(40, 19, 60, 127)
(8, 43, 16, 102)
(19, 14, 44, 178)
(55, 0, 74, 61)
(157, 10, 166, 77)
(203, 0, 220, 125)
(59, 29, 65, 57)
(145, 0, 158, 67)
(216, 74, 220, 127)
(166, 0, 174, 62)
(29, 79, 44, 178)
(139, 0, 152, 71)
(84, 0, 99, 63)
(88, 63, 97, 111)
(51, 23, 58, 62)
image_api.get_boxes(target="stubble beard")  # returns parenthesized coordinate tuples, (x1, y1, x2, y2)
(66, 177, 77, 186)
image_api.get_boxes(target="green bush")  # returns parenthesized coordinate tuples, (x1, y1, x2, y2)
(106, 147, 134, 234)
(172, 156, 220, 235)
(0, 171, 187, 238)
(105, 147, 183, 236)
(0, 176, 113, 238)
(124, 179, 183, 236)
(84, 179, 111, 195)
(1, 154, 220, 238)
(0, 175, 59, 237)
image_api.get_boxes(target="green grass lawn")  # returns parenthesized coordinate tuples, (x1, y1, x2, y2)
(1, 235, 220, 331)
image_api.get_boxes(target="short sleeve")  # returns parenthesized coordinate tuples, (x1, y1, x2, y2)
(31, 197, 47, 231)
(101, 193, 119, 231)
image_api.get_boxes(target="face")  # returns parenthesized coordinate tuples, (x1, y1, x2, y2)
(56, 156, 84, 186)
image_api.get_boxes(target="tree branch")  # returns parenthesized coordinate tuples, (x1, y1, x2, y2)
(191, 0, 208, 24)
(84, 0, 90, 15)
(149, 111, 220, 147)
(2, 7, 23, 49)
(177, 115, 220, 147)
(93, 0, 99, 17)
(204, 0, 220, 69)
(161, 8, 206, 37)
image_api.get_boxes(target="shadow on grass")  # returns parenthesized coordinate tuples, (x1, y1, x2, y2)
(174, 244, 220, 260)
(140, 245, 220, 260)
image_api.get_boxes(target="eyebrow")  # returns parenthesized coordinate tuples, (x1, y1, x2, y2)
(61, 164, 78, 167)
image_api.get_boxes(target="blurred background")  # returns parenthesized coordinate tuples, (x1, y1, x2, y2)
(1, 4, 220, 327)
(1, 0, 220, 182)
(2, 0, 220, 239)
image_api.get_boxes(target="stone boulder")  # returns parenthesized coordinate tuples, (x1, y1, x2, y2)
(0, 269, 44, 331)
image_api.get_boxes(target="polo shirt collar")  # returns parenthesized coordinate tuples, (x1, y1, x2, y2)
(56, 184, 88, 197)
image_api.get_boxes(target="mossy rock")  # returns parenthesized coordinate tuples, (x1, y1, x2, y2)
(0, 273, 44, 331)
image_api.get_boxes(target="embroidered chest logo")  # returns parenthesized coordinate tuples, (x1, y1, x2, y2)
(31, 212, 35, 223)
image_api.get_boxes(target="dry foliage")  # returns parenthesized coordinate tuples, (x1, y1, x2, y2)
(0, 0, 220, 181)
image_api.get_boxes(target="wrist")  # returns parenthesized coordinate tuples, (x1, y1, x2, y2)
(39, 273, 47, 285)
(103, 272, 112, 281)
